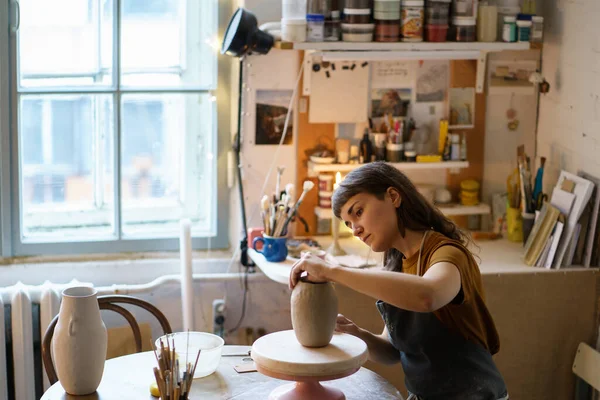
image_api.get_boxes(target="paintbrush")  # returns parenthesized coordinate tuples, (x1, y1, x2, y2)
(276, 166, 285, 200)
(281, 180, 315, 235)
(261, 195, 270, 235)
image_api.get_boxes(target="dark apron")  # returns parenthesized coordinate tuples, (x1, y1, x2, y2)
(376, 231, 508, 400)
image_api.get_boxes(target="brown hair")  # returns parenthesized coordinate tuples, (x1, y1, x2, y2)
(332, 162, 472, 272)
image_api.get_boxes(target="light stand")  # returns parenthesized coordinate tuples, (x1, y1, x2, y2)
(221, 8, 274, 267)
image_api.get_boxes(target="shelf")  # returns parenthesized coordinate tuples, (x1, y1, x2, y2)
(438, 203, 491, 216)
(282, 41, 531, 52)
(488, 78, 536, 96)
(308, 161, 469, 174)
(315, 203, 490, 219)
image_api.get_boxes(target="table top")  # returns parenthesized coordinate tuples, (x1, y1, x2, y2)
(42, 345, 403, 400)
(251, 331, 368, 379)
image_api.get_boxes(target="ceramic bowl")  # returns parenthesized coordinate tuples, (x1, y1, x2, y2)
(156, 332, 224, 378)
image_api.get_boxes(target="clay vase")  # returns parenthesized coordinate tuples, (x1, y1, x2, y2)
(52, 287, 107, 395)
(290, 279, 338, 347)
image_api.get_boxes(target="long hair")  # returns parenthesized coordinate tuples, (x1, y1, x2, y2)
(331, 162, 472, 272)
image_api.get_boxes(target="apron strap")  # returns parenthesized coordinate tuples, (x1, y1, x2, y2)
(416, 230, 430, 277)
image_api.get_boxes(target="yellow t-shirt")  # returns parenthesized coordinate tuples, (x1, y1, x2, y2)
(402, 231, 500, 354)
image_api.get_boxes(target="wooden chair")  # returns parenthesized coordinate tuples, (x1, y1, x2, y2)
(42, 295, 172, 385)
(572, 342, 600, 399)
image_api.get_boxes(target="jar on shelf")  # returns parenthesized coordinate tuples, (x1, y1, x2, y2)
(451, 16, 476, 42)
(308, 0, 324, 14)
(282, 0, 307, 20)
(453, 0, 476, 17)
(375, 20, 401, 41)
(426, 0, 451, 25)
(282, 19, 307, 42)
(496, 6, 520, 40)
(374, 0, 401, 20)
(477, 2, 498, 42)
(342, 23, 375, 42)
(502, 15, 517, 42)
(386, 143, 404, 162)
(401, 0, 425, 42)
(307, 14, 325, 41)
(426, 24, 448, 42)
(516, 19, 532, 42)
(343, 7, 371, 24)
(531, 15, 544, 42)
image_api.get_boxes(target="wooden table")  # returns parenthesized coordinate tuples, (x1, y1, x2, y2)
(42, 345, 403, 399)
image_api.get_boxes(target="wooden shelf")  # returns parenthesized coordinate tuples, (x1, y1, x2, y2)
(315, 203, 491, 219)
(308, 161, 469, 174)
(280, 41, 531, 52)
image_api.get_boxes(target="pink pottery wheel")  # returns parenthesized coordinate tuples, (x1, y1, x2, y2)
(251, 330, 368, 400)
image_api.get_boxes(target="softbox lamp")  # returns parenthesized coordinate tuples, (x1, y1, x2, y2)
(221, 8, 274, 267)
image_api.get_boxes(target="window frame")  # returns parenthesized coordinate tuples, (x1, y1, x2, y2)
(0, 0, 232, 257)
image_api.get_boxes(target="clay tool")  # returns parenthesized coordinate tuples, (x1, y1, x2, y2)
(281, 180, 315, 234)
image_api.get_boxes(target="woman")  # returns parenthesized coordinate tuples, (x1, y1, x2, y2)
(289, 162, 508, 400)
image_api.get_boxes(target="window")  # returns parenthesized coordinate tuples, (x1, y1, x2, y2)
(0, 0, 231, 255)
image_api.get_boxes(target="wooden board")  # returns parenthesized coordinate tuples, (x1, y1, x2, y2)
(295, 51, 336, 236)
(447, 60, 487, 229)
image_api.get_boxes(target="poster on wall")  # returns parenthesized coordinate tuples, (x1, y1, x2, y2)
(449, 87, 475, 128)
(370, 88, 411, 132)
(255, 90, 293, 145)
(416, 60, 449, 103)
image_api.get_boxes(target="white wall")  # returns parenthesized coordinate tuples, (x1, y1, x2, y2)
(537, 0, 600, 191)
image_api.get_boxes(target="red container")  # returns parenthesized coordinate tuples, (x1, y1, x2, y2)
(426, 24, 448, 42)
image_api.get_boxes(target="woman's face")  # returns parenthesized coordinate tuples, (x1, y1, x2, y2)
(339, 188, 401, 252)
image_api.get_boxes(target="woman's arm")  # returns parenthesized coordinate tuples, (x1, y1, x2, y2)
(336, 314, 399, 365)
(289, 254, 461, 312)
(358, 326, 401, 365)
(329, 262, 461, 312)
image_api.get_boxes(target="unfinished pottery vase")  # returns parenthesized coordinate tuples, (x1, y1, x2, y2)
(53, 287, 107, 395)
(291, 280, 338, 347)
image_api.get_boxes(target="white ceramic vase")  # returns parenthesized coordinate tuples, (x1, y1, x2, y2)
(291, 280, 338, 347)
(52, 287, 107, 395)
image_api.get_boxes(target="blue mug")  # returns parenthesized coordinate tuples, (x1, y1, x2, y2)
(252, 235, 288, 262)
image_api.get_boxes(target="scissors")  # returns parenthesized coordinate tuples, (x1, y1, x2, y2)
(534, 192, 548, 211)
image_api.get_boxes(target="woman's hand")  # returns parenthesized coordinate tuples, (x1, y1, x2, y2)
(335, 314, 361, 337)
(289, 253, 337, 289)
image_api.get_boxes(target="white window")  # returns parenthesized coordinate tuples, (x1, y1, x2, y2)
(0, 0, 231, 255)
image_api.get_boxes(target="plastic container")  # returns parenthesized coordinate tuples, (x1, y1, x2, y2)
(282, 0, 308, 20)
(342, 23, 375, 42)
(156, 332, 224, 378)
(308, 0, 324, 14)
(325, 8, 341, 41)
(502, 15, 517, 42)
(345, 0, 370, 7)
(374, 0, 401, 13)
(426, 24, 448, 41)
(453, 0, 476, 17)
(318, 191, 333, 208)
(282, 18, 307, 42)
(425, 0, 451, 25)
(318, 174, 334, 192)
(401, 0, 425, 42)
(374, 10, 401, 20)
(405, 150, 417, 162)
(517, 19, 532, 42)
(452, 16, 476, 42)
(375, 20, 401, 41)
(307, 14, 325, 41)
(496, 6, 520, 39)
(343, 8, 371, 24)
(386, 143, 404, 162)
(477, 3, 497, 42)
(531, 15, 543, 42)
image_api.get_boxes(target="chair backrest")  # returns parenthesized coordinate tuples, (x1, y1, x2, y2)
(42, 294, 172, 385)
(573, 342, 600, 391)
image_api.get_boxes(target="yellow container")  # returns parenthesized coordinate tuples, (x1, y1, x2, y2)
(506, 207, 523, 242)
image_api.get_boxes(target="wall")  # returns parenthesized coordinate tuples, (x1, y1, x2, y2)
(537, 0, 600, 190)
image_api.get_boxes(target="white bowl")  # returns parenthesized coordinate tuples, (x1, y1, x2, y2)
(155, 332, 224, 378)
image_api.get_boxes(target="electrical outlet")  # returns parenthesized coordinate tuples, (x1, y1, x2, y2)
(212, 299, 225, 338)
